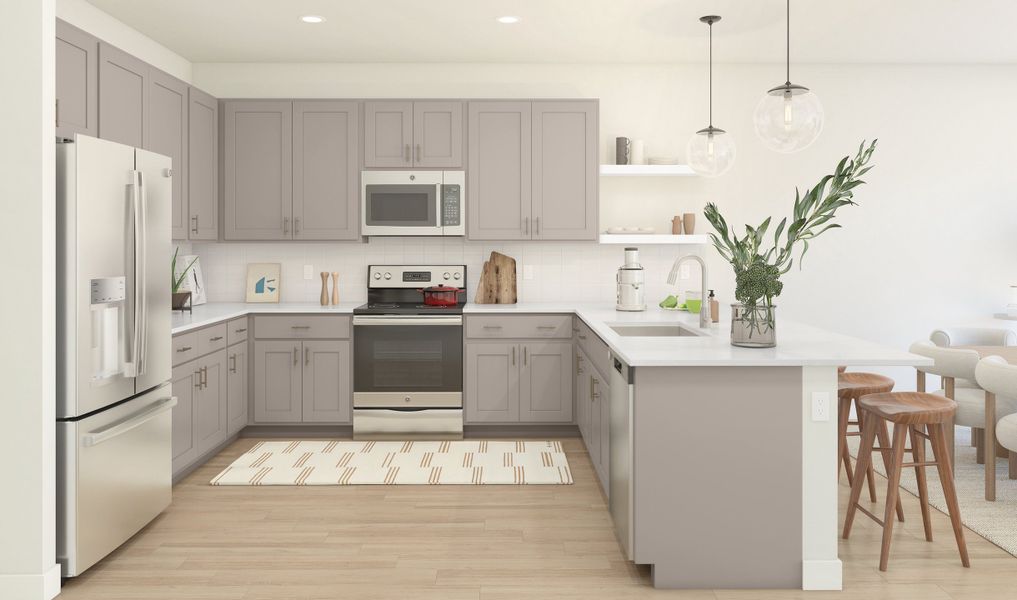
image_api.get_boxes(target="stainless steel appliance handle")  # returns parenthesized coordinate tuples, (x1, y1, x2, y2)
(137, 170, 148, 376)
(82, 397, 178, 447)
(353, 316, 463, 326)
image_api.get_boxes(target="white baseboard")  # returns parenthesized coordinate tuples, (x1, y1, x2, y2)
(802, 559, 843, 590)
(0, 564, 62, 600)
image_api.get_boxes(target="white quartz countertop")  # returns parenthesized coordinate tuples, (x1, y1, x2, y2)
(174, 301, 928, 368)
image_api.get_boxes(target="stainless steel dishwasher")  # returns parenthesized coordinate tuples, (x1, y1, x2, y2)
(609, 354, 634, 560)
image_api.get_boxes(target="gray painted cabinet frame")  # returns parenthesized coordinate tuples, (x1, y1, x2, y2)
(98, 42, 149, 148)
(55, 19, 98, 139)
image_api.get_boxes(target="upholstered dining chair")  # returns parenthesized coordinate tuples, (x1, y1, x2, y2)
(929, 327, 1017, 349)
(974, 356, 1017, 483)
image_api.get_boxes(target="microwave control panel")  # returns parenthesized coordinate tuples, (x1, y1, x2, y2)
(441, 184, 461, 226)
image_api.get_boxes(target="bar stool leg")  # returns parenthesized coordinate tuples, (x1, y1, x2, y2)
(838, 397, 855, 486)
(928, 422, 970, 567)
(843, 414, 878, 540)
(910, 424, 933, 542)
(875, 419, 905, 522)
(878, 423, 909, 572)
(857, 405, 878, 503)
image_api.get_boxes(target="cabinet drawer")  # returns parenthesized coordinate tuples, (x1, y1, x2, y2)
(227, 317, 249, 345)
(576, 319, 611, 378)
(172, 331, 198, 366)
(254, 315, 350, 339)
(466, 315, 572, 339)
(197, 323, 228, 357)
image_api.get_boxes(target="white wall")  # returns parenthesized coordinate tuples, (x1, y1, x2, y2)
(0, 1, 60, 599)
(56, 0, 191, 82)
(191, 61, 1017, 385)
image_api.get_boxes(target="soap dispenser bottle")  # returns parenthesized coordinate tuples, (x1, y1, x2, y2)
(708, 289, 719, 323)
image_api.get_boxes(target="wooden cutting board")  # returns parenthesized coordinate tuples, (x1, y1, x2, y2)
(475, 251, 517, 304)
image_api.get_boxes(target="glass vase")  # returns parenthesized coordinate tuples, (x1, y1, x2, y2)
(730, 303, 776, 348)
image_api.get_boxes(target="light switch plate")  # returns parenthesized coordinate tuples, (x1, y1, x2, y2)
(303, 265, 313, 280)
(811, 392, 831, 422)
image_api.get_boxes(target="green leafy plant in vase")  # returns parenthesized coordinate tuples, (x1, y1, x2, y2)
(171, 246, 198, 311)
(704, 140, 877, 348)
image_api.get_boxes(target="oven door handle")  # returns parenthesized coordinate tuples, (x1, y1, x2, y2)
(353, 316, 462, 326)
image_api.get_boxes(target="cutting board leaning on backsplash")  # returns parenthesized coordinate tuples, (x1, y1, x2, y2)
(475, 252, 517, 304)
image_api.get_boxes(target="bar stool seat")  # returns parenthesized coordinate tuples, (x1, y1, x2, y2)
(861, 392, 960, 424)
(839, 372, 895, 399)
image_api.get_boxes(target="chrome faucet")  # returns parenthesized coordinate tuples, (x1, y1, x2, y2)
(667, 254, 710, 328)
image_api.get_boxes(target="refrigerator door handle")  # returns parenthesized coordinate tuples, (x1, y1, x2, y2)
(127, 169, 148, 377)
(136, 170, 148, 376)
(81, 397, 177, 447)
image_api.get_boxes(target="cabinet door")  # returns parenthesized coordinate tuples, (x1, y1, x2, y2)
(148, 70, 189, 240)
(223, 101, 293, 240)
(226, 343, 248, 436)
(465, 343, 519, 423)
(597, 374, 611, 496)
(195, 351, 228, 457)
(253, 341, 302, 423)
(364, 101, 412, 167)
(293, 101, 359, 240)
(531, 102, 598, 240)
(587, 372, 602, 474)
(187, 87, 218, 240)
(576, 348, 590, 442)
(98, 42, 148, 148)
(467, 102, 532, 240)
(170, 362, 199, 475)
(301, 340, 351, 423)
(55, 20, 98, 139)
(520, 342, 574, 423)
(413, 101, 463, 168)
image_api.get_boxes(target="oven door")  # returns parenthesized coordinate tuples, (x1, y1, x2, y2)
(361, 171, 443, 236)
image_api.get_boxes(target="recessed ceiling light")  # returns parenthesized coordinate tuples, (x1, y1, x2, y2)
(301, 15, 325, 24)
(497, 16, 520, 24)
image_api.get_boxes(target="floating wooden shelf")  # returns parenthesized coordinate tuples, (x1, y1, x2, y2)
(600, 164, 697, 177)
(598, 234, 710, 245)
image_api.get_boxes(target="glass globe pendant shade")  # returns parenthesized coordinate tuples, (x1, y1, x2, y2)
(753, 83, 824, 153)
(686, 126, 736, 177)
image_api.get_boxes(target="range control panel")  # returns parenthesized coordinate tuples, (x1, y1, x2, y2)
(368, 265, 466, 289)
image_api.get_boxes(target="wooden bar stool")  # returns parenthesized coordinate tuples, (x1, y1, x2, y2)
(843, 392, 970, 571)
(838, 370, 903, 521)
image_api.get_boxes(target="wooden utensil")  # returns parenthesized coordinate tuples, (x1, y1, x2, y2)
(331, 272, 340, 305)
(475, 251, 517, 304)
(320, 272, 329, 306)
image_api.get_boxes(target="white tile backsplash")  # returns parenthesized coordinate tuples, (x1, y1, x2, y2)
(188, 239, 704, 306)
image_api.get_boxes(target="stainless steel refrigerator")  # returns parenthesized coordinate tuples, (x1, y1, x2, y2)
(56, 134, 176, 577)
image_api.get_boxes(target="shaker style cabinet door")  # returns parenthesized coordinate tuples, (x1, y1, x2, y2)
(187, 87, 219, 240)
(465, 343, 520, 423)
(98, 42, 149, 148)
(195, 351, 228, 457)
(301, 340, 351, 423)
(467, 102, 532, 240)
(531, 101, 598, 240)
(364, 101, 412, 167)
(519, 342, 574, 423)
(147, 70, 189, 240)
(293, 101, 360, 240)
(226, 343, 248, 436)
(576, 348, 590, 442)
(170, 362, 199, 476)
(253, 341, 302, 423)
(55, 20, 98, 139)
(412, 101, 463, 168)
(223, 101, 293, 240)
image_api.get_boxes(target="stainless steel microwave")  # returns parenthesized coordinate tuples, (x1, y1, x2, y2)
(361, 170, 465, 236)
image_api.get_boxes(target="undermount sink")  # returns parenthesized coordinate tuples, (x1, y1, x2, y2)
(607, 324, 705, 337)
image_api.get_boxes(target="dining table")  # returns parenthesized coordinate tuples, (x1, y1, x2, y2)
(957, 346, 1017, 500)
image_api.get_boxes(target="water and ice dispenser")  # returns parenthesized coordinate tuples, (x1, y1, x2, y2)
(89, 276, 127, 382)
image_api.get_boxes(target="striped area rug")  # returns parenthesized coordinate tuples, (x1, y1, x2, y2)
(210, 440, 573, 486)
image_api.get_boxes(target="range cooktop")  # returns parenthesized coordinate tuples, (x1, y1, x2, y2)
(353, 302, 465, 316)
(355, 265, 468, 316)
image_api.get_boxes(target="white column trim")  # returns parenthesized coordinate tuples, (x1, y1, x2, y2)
(800, 366, 842, 590)
(0, 564, 62, 600)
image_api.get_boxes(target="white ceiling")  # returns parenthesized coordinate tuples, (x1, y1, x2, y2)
(86, 0, 1017, 64)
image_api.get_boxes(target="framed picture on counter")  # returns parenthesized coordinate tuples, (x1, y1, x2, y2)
(246, 263, 281, 303)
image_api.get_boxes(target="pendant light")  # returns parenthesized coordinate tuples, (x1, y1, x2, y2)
(753, 0, 823, 153)
(686, 15, 735, 178)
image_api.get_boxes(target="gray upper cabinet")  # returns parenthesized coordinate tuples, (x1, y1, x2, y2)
(223, 101, 293, 240)
(412, 101, 463, 168)
(293, 101, 359, 240)
(226, 342, 248, 436)
(98, 42, 148, 148)
(531, 102, 598, 240)
(55, 20, 98, 139)
(148, 70, 189, 240)
(465, 343, 519, 423)
(364, 101, 412, 167)
(187, 87, 218, 240)
(519, 342, 573, 423)
(253, 340, 302, 423)
(301, 340, 351, 423)
(467, 101, 532, 240)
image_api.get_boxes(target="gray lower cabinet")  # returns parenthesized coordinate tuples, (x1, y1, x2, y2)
(148, 69, 189, 240)
(187, 87, 218, 240)
(301, 340, 351, 422)
(253, 340, 302, 423)
(465, 343, 520, 423)
(170, 362, 199, 475)
(467, 101, 532, 240)
(223, 100, 293, 240)
(194, 350, 228, 457)
(293, 101, 359, 240)
(576, 344, 610, 493)
(465, 341, 572, 425)
(531, 102, 598, 240)
(98, 42, 148, 148)
(55, 19, 98, 139)
(519, 342, 573, 422)
(226, 342, 248, 436)
(253, 338, 351, 424)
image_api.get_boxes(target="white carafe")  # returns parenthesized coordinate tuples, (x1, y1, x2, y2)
(616, 247, 646, 311)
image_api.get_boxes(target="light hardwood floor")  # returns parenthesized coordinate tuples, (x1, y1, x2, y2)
(59, 437, 1016, 600)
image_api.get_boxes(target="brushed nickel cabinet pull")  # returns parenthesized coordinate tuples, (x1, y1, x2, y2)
(294, 217, 301, 236)
(404, 144, 410, 162)
(229, 354, 237, 373)
(578, 334, 587, 340)
(290, 325, 311, 330)
(512, 346, 516, 365)
(194, 370, 202, 389)
(415, 144, 421, 162)
(293, 347, 299, 366)
(305, 347, 310, 366)
(235, 327, 247, 333)
(535, 217, 540, 236)
(191, 215, 199, 234)
(523, 347, 528, 365)
(210, 336, 224, 342)
(537, 325, 556, 330)
(523, 217, 530, 235)
(483, 325, 503, 330)
(176, 346, 192, 353)
(283, 217, 290, 235)
(55, 99, 60, 127)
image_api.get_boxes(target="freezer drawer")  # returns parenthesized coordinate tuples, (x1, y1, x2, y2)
(57, 384, 176, 576)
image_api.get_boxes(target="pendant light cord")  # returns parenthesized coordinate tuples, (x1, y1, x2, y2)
(708, 19, 713, 127)
(785, 0, 791, 85)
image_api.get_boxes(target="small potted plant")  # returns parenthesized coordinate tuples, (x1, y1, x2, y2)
(171, 247, 198, 312)
(704, 140, 877, 347)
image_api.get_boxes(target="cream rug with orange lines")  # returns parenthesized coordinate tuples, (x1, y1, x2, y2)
(210, 440, 573, 485)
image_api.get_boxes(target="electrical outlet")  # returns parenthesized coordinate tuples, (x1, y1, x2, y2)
(811, 392, 831, 422)
(523, 265, 535, 281)
(303, 265, 313, 280)
(680, 264, 691, 280)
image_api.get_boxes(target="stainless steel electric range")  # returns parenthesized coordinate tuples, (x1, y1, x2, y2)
(352, 265, 466, 438)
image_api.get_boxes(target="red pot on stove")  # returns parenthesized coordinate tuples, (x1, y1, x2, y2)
(417, 285, 464, 307)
